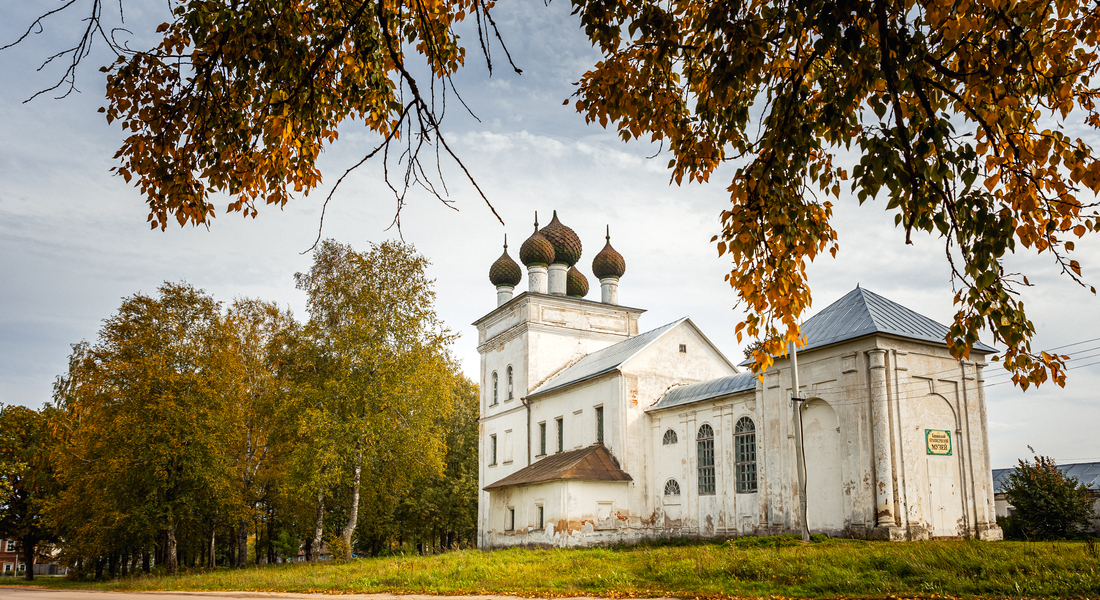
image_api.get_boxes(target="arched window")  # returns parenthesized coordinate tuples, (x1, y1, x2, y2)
(664, 479, 681, 496)
(507, 366, 514, 400)
(662, 429, 678, 445)
(491, 371, 498, 406)
(734, 417, 757, 493)
(697, 423, 715, 495)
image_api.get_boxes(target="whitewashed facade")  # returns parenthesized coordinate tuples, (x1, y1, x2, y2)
(477, 215, 1002, 547)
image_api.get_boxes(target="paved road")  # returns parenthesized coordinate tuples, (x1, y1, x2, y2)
(0, 588, 665, 600)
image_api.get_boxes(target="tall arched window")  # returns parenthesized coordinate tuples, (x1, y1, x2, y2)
(491, 371, 498, 406)
(507, 366, 514, 400)
(697, 424, 715, 495)
(734, 417, 758, 493)
(664, 479, 681, 496)
(662, 429, 678, 445)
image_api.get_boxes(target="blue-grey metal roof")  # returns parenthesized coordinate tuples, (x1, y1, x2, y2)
(648, 372, 758, 412)
(529, 318, 686, 398)
(741, 287, 996, 366)
(992, 462, 1100, 494)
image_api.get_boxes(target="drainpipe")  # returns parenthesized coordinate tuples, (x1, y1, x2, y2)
(522, 396, 531, 466)
(791, 341, 810, 542)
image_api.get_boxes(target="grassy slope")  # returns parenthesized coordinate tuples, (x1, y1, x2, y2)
(3, 538, 1100, 599)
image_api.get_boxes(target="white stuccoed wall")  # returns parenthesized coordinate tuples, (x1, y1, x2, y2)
(476, 292, 1002, 546)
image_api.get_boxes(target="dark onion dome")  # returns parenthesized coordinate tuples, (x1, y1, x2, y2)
(539, 211, 582, 266)
(489, 237, 522, 287)
(519, 213, 556, 267)
(566, 266, 590, 298)
(591, 226, 626, 279)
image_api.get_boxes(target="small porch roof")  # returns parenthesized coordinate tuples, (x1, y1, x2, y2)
(484, 444, 632, 491)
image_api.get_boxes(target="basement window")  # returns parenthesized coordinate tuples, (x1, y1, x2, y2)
(679, 344, 687, 353)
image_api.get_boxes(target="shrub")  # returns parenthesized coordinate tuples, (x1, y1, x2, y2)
(1002, 453, 1095, 540)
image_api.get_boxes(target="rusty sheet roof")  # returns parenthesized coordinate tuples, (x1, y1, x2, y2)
(992, 461, 1100, 493)
(648, 372, 758, 412)
(483, 444, 633, 491)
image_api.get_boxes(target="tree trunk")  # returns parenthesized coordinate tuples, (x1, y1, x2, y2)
(340, 448, 364, 550)
(209, 519, 217, 568)
(309, 492, 324, 562)
(266, 507, 276, 565)
(94, 557, 103, 580)
(143, 545, 150, 573)
(20, 537, 35, 581)
(237, 520, 248, 567)
(166, 523, 178, 575)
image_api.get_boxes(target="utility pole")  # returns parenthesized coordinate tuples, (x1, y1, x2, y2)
(791, 341, 810, 542)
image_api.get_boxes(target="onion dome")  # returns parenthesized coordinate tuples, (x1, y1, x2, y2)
(489, 236, 522, 287)
(519, 213, 556, 267)
(539, 211, 582, 266)
(566, 266, 589, 297)
(591, 226, 626, 279)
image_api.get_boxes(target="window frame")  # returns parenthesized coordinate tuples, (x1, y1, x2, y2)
(663, 478, 681, 496)
(490, 434, 498, 466)
(538, 422, 547, 456)
(595, 406, 605, 444)
(734, 416, 758, 493)
(697, 423, 716, 495)
(662, 429, 678, 445)
(491, 371, 499, 406)
(536, 505, 545, 530)
(556, 417, 564, 453)
(507, 366, 514, 401)
(506, 507, 515, 532)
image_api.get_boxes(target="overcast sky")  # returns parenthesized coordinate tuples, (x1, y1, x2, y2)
(1, 0, 1097, 470)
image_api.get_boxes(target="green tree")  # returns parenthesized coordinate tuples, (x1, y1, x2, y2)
(50, 282, 233, 575)
(1003, 453, 1095, 540)
(291, 239, 460, 556)
(0, 405, 58, 581)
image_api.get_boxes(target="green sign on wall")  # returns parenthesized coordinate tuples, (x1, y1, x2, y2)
(926, 429, 952, 455)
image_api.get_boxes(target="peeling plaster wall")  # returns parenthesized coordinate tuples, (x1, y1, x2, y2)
(476, 294, 1002, 547)
(475, 293, 644, 548)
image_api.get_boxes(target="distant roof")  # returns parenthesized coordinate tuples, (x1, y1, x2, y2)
(992, 461, 1100, 494)
(483, 444, 632, 491)
(528, 318, 686, 398)
(648, 372, 758, 412)
(741, 287, 996, 366)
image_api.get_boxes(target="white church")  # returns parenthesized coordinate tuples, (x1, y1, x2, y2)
(475, 212, 1003, 548)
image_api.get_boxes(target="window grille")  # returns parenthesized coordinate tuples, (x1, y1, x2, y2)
(663, 479, 681, 496)
(539, 422, 547, 456)
(697, 423, 715, 495)
(662, 429, 678, 445)
(596, 406, 604, 444)
(491, 372, 498, 405)
(734, 417, 758, 493)
(556, 417, 564, 452)
(490, 434, 497, 466)
(507, 366, 514, 400)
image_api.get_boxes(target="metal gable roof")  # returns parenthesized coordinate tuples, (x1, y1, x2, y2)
(527, 318, 687, 398)
(794, 286, 996, 355)
(992, 461, 1100, 494)
(648, 372, 758, 412)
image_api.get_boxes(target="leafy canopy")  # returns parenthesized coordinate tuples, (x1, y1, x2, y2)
(1002, 453, 1095, 539)
(9, 0, 1100, 385)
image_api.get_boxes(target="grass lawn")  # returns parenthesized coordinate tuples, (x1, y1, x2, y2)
(2, 536, 1099, 599)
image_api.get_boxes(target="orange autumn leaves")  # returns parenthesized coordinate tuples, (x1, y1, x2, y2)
(572, 0, 1100, 384)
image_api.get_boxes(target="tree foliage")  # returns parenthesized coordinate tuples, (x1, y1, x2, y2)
(34, 240, 477, 575)
(1002, 453, 1095, 540)
(8, 0, 1099, 386)
(0, 404, 57, 580)
(570, 0, 1100, 384)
